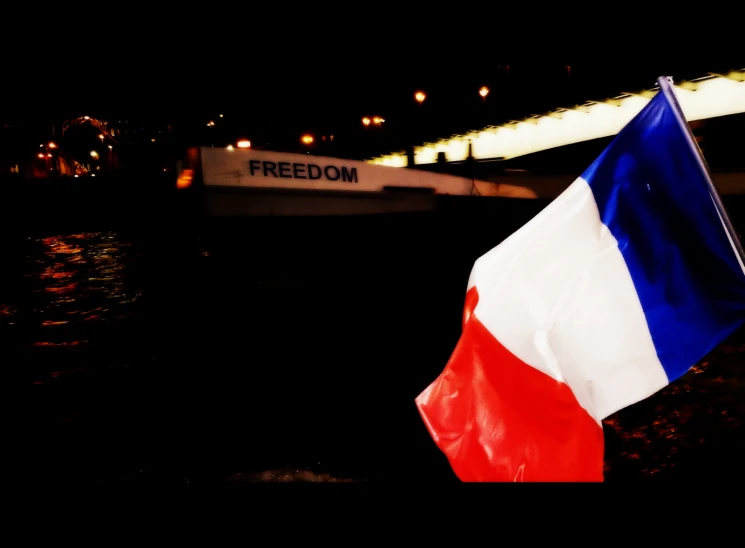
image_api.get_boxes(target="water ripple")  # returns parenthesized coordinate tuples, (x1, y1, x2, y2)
(8, 227, 745, 481)
(5, 231, 144, 377)
(602, 338, 745, 479)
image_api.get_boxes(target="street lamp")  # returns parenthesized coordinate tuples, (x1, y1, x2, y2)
(372, 116, 384, 125)
(301, 135, 314, 145)
(415, 91, 426, 104)
(362, 117, 371, 127)
(479, 86, 490, 101)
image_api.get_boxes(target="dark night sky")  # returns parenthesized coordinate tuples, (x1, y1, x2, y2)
(3, 9, 741, 155)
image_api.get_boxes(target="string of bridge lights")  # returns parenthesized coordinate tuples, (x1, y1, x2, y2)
(36, 85, 492, 159)
(208, 115, 318, 149)
(361, 86, 490, 127)
(212, 85, 493, 149)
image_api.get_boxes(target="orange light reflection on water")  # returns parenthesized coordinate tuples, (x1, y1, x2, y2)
(33, 340, 88, 347)
(19, 232, 143, 370)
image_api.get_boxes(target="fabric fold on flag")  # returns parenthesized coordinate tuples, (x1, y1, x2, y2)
(416, 83, 745, 482)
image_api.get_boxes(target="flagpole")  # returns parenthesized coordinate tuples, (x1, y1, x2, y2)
(657, 75, 745, 267)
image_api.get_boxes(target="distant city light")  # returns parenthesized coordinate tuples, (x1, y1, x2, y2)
(207, 121, 215, 127)
(372, 116, 384, 125)
(151, 138, 156, 142)
(84, 116, 90, 120)
(479, 86, 490, 99)
(48, 142, 57, 148)
(236, 140, 251, 148)
(301, 135, 314, 145)
(38, 153, 44, 159)
(362, 117, 371, 127)
(108, 145, 113, 150)
(90, 151, 98, 158)
(415, 91, 426, 104)
(219, 114, 224, 118)
(226, 145, 234, 151)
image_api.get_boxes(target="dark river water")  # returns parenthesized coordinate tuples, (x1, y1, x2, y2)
(9, 200, 745, 484)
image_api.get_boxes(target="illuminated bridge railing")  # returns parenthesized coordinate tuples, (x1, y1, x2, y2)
(367, 70, 745, 167)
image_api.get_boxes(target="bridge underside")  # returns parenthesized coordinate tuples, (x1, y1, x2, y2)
(408, 111, 745, 198)
(368, 71, 745, 168)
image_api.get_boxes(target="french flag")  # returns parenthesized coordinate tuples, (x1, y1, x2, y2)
(415, 77, 745, 482)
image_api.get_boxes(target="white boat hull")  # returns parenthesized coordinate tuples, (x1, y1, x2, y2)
(182, 147, 538, 217)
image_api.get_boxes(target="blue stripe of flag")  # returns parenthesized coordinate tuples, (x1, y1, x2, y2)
(582, 90, 745, 382)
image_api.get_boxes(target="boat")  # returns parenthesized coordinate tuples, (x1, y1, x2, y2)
(175, 146, 538, 218)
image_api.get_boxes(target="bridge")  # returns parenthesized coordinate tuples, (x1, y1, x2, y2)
(367, 70, 745, 168)
(62, 115, 119, 144)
